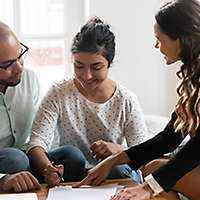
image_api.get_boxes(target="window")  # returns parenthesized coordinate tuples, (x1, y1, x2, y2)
(19, 0, 66, 93)
(0, 0, 14, 28)
(0, 0, 85, 93)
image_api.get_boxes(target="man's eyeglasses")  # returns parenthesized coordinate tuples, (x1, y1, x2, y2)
(0, 42, 29, 70)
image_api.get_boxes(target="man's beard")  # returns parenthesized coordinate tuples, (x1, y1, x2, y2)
(0, 79, 21, 87)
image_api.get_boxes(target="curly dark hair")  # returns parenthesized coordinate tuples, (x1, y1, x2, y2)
(155, 0, 200, 137)
(71, 17, 115, 68)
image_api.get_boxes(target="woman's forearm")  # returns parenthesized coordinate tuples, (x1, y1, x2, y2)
(28, 146, 51, 175)
(109, 151, 132, 166)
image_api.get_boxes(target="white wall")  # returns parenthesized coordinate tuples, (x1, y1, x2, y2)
(6, 0, 180, 117)
(85, 0, 180, 117)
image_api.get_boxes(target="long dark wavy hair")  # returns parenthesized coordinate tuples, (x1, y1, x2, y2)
(155, 0, 200, 137)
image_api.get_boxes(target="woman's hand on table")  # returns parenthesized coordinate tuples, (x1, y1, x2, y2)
(110, 182, 153, 200)
(73, 156, 114, 187)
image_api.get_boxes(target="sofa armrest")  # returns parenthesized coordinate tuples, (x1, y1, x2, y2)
(145, 115, 169, 139)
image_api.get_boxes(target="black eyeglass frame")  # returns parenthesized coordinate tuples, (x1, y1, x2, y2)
(0, 42, 29, 70)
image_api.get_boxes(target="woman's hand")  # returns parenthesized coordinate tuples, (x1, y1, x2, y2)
(73, 156, 114, 187)
(43, 164, 64, 186)
(90, 140, 126, 160)
(110, 182, 153, 200)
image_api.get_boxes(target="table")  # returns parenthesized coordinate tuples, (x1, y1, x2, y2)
(34, 178, 167, 200)
(0, 178, 166, 200)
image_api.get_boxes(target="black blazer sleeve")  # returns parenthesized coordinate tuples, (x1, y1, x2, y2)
(124, 112, 197, 192)
(152, 124, 200, 192)
(125, 112, 183, 169)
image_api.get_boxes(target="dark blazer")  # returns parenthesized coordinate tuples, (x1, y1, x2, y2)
(125, 112, 200, 192)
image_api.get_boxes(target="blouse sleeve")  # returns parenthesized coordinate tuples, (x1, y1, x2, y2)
(27, 84, 61, 152)
(124, 94, 149, 147)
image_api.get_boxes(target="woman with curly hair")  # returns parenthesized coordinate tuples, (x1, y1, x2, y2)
(75, 0, 200, 199)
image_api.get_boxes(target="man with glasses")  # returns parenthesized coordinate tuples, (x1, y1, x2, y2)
(0, 21, 41, 192)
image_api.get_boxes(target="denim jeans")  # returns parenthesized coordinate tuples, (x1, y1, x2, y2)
(0, 148, 30, 174)
(46, 145, 142, 183)
(107, 164, 142, 183)
(48, 145, 86, 182)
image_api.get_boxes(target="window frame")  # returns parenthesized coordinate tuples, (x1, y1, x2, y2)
(11, 0, 90, 80)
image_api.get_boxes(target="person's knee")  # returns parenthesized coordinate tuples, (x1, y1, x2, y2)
(0, 148, 29, 173)
(51, 145, 86, 181)
(108, 165, 128, 179)
(50, 145, 86, 169)
(142, 158, 168, 177)
(147, 158, 168, 170)
(108, 164, 141, 183)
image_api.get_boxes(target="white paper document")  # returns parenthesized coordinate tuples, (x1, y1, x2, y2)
(0, 193, 38, 200)
(47, 184, 122, 200)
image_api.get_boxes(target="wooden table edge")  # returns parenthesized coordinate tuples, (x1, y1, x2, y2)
(0, 178, 166, 200)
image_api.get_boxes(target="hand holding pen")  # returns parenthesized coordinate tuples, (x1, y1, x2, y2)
(43, 152, 65, 186)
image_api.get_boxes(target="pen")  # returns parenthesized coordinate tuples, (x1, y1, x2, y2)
(45, 152, 65, 182)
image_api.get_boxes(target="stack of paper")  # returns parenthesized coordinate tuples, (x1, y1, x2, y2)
(0, 193, 38, 200)
(47, 184, 121, 200)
